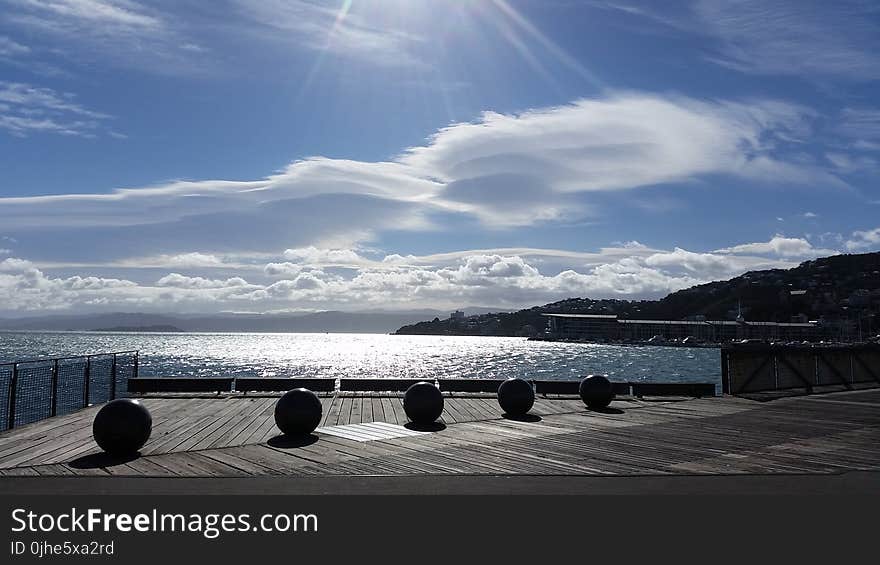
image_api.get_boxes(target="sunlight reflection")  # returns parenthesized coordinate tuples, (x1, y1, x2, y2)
(0, 332, 721, 385)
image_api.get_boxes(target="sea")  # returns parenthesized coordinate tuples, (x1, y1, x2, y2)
(0, 331, 721, 387)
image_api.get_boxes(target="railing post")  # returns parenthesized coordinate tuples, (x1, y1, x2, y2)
(7, 363, 18, 430)
(134, 351, 139, 379)
(50, 359, 59, 417)
(110, 354, 117, 401)
(83, 356, 91, 408)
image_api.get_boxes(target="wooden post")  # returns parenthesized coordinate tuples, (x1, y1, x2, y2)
(50, 358, 59, 417)
(720, 349, 729, 395)
(7, 363, 17, 430)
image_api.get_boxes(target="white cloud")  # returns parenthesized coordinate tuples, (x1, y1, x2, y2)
(0, 239, 814, 314)
(839, 108, 880, 140)
(11, 0, 160, 28)
(826, 152, 878, 173)
(694, 0, 880, 80)
(837, 108, 880, 158)
(0, 34, 29, 57)
(233, 0, 423, 67)
(156, 273, 250, 289)
(1, 0, 211, 75)
(263, 262, 303, 278)
(282, 246, 366, 266)
(60, 275, 135, 290)
(0, 257, 138, 311)
(0, 81, 112, 137)
(644, 247, 784, 279)
(137, 253, 227, 269)
(587, 1, 880, 81)
(402, 95, 833, 225)
(845, 227, 880, 251)
(0, 92, 834, 249)
(715, 234, 833, 258)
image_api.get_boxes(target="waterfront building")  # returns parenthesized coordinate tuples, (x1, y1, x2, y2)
(543, 313, 822, 343)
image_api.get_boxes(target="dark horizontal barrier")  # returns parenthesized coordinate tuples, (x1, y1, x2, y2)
(630, 382, 716, 397)
(437, 378, 505, 393)
(534, 380, 633, 396)
(234, 377, 336, 393)
(128, 377, 233, 394)
(533, 380, 579, 395)
(338, 378, 428, 392)
(126, 377, 718, 397)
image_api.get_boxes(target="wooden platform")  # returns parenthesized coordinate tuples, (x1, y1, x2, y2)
(0, 389, 878, 477)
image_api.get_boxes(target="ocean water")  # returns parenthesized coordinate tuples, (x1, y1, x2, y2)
(0, 331, 721, 385)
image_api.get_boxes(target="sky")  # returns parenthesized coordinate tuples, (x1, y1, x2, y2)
(0, 0, 879, 316)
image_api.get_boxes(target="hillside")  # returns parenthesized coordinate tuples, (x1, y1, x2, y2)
(395, 251, 880, 337)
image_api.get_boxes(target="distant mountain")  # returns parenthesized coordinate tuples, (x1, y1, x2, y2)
(395, 251, 880, 338)
(93, 325, 185, 333)
(0, 313, 182, 332)
(0, 310, 452, 334)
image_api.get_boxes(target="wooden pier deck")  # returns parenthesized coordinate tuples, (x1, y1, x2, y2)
(0, 389, 878, 479)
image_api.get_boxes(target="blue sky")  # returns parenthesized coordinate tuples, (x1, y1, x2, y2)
(0, 0, 879, 315)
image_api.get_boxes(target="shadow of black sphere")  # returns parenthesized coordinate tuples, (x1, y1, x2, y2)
(502, 413, 543, 423)
(69, 451, 140, 469)
(267, 433, 319, 449)
(404, 421, 446, 432)
(587, 406, 624, 415)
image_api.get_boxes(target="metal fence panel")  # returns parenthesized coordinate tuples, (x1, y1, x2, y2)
(0, 365, 11, 432)
(13, 362, 53, 427)
(56, 358, 88, 417)
(115, 352, 137, 399)
(87, 355, 114, 405)
(0, 351, 138, 432)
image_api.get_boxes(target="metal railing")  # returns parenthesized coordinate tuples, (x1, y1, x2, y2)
(0, 351, 138, 431)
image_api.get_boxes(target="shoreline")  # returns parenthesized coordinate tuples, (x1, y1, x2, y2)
(527, 336, 721, 348)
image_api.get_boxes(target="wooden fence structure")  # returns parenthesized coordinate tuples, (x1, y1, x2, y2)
(721, 343, 880, 395)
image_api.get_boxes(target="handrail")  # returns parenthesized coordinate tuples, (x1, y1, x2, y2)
(0, 350, 139, 367)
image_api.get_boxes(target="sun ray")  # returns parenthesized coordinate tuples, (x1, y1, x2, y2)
(489, 0, 605, 89)
(297, 0, 355, 101)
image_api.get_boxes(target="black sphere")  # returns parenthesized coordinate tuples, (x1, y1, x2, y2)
(274, 388, 322, 436)
(497, 378, 535, 416)
(579, 374, 614, 409)
(92, 399, 152, 456)
(404, 382, 444, 425)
